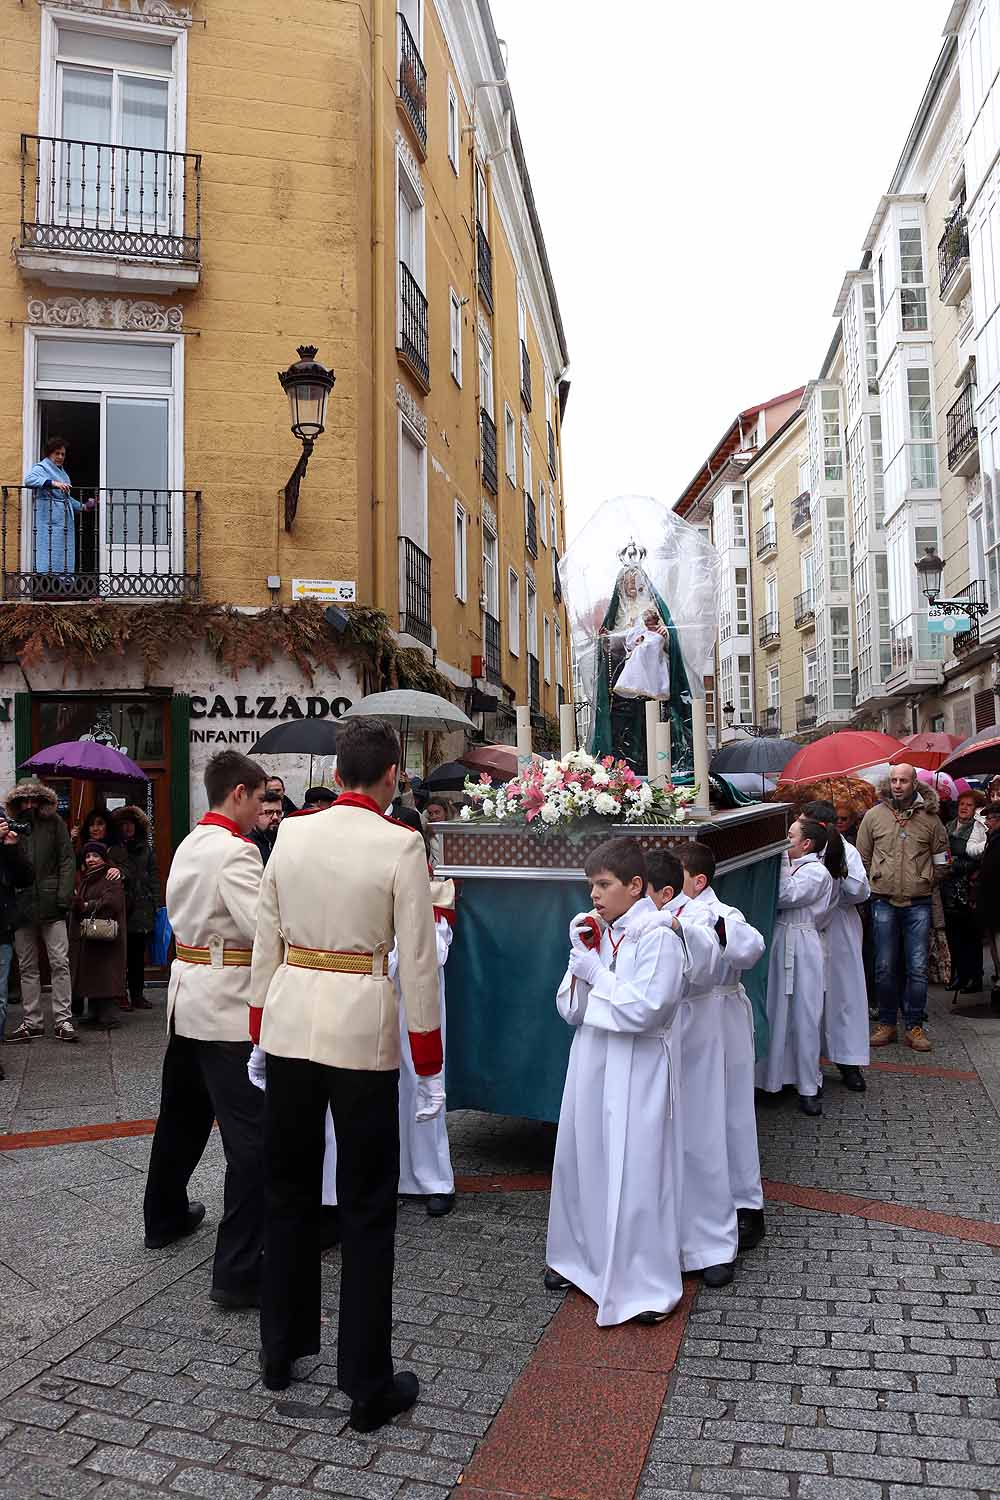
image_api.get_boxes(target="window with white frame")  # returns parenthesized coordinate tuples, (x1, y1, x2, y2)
(538, 479, 547, 546)
(720, 583, 733, 643)
(800, 550, 814, 600)
(397, 155, 424, 288)
(478, 327, 493, 415)
(526, 579, 537, 659)
(862, 280, 878, 386)
(737, 654, 753, 722)
(475, 161, 488, 226)
(898, 225, 928, 331)
(822, 388, 844, 481)
(482, 523, 498, 618)
(803, 647, 818, 698)
(543, 613, 551, 681)
(735, 567, 750, 634)
(454, 501, 468, 601)
(907, 367, 937, 489)
(504, 404, 516, 484)
(398, 416, 427, 550)
(554, 618, 563, 685)
(550, 492, 557, 551)
(827, 496, 849, 591)
(449, 289, 462, 386)
(447, 77, 460, 174)
(507, 568, 520, 655)
(767, 664, 780, 710)
(732, 487, 747, 545)
(870, 414, 885, 527)
(877, 252, 885, 314)
(798, 458, 810, 496)
(761, 495, 775, 544)
(521, 420, 532, 495)
(719, 654, 734, 721)
(848, 425, 869, 553)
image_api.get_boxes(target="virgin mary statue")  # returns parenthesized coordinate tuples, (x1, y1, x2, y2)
(558, 496, 722, 778)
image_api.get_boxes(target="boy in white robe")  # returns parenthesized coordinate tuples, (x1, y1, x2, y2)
(804, 800, 870, 1093)
(756, 818, 834, 1116)
(543, 836, 699, 1328)
(645, 844, 766, 1285)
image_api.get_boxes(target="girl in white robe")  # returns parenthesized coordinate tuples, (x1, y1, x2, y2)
(806, 802, 871, 1088)
(613, 609, 671, 700)
(756, 819, 834, 1113)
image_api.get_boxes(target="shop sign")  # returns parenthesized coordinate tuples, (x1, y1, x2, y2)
(189, 692, 353, 744)
(291, 579, 356, 602)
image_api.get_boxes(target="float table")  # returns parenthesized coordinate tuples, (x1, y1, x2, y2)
(438, 803, 790, 1123)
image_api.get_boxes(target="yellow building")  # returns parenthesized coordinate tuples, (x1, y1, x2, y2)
(0, 0, 570, 848)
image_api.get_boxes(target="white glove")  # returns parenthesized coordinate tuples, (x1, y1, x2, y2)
(568, 946, 603, 986)
(569, 911, 601, 952)
(247, 1044, 267, 1092)
(415, 1072, 446, 1121)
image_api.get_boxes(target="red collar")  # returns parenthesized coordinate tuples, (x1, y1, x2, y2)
(434, 905, 456, 926)
(333, 792, 385, 815)
(199, 812, 252, 842)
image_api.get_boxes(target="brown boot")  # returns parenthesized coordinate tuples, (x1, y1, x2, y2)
(904, 1025, 932, 1052)
(870, 1023, 897, 1047)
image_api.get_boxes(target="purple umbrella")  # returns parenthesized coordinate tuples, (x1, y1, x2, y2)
(23, 740, 148, 784)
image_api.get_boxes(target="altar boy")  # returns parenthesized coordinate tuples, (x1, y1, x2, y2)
(543, 837, 694, 1327)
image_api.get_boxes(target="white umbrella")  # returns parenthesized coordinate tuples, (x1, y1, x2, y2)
(341, 689, 475, 764)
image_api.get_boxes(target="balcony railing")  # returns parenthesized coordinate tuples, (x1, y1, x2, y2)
(758, 610, 780, 645)
(791, 490, 811, 534)
(525, 496, 538, 558)
(947, 383, 977, 472)
(399, 534, 431, 646)
(953, 579, 986, 658)
(398, 261, 429, 389)
(1, 486, 201, 600)
(547, 421, 557, 478)
(796, 696, 818, 731)
(760, 707, 780, 735)
(520, 340, 532, 410)
(476, 220, 493, 312)
(938, 203, 970, 298)
(755, 520, 777, 557)
(19, 133, 200, 265)
(793, 589, 815, 628)
(397, 14, 427, 151)
(484, 611, 501, 685)
(528, 652, 540, 712)
(481, 407, 498, 495)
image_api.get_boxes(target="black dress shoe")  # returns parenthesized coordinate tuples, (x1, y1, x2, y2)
(209, 1288, 260, 1311)
(144, 1201, 206, 1250)
(633, 1310, 670, 1325)
(258, 1351, 291, 1392)
(702, 1262, 734, 1288)
(543, 1268, 571, 1292)
(755, 1088, 783, 1107)
(349, 1371, 419, 1433)
(426, 1193, 455, 1217)
(839, 1066, 866, 1092)
(319, 1205, 341, 1251)
(798, 1094, 822, 1117)
(961, 980, 984, 994)
(737, 1208, 766, 1253)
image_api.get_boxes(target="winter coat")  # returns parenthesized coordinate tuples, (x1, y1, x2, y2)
(70, 865, 127, 999)
(0, 835, 33, 941)
(856, 780, 949, 907)
(976, 827, 1000, 933)
(6, 780, 76, 927)
(943, 816, 979, 911)
(108, 806, 159, 933)
(248, 825, 277, 866)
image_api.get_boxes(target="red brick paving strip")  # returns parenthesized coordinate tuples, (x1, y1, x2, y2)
(0, 1118, 158, 1151)
(821, 1056, 979, 1081)
(459, 1280, 698, 1500)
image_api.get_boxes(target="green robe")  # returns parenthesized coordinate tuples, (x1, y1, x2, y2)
(589, 577, 694, 775)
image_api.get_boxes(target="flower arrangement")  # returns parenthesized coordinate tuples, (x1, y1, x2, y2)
(460, 749, 697, 832)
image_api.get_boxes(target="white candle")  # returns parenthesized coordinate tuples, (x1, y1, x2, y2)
(691, 696, 709, 810)
(516, 706, 532, 770)
(559, 702, 576, 758)
(655, 716, 672, 787)
(646, 700, 660, 782)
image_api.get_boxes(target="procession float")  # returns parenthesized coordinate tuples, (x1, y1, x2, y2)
(437, 496, 791, 1123)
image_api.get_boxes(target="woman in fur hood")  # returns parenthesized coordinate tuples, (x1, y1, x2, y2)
(109, 804, 160, 1011)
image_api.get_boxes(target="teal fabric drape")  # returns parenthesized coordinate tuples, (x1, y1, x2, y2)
(589, 577, 693, 775)
(445, 853, 781, 1123)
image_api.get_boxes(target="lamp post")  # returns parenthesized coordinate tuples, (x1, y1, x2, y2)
(722, 700, 736, 731)
(915, 546, 988, 616)
(278, 345, 336, 530)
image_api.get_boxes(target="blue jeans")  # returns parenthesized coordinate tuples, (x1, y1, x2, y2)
(0, 940, 12, 1039)
(872, 897, 931, 1029)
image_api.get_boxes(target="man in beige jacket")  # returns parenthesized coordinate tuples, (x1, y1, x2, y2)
(142, 750, 267, 1307)
(250, 717, 441, 1431)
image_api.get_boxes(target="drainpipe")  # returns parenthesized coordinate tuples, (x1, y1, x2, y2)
(371, 0, 387, 612)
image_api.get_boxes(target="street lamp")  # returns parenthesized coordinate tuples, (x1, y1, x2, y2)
(722, 700, 736, 730)
(278, 345, 336, 530)
(914, 545, 988, 616)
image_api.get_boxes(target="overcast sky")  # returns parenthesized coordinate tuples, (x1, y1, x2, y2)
(489, 0, 949, 538)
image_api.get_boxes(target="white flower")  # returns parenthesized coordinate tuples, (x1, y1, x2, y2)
(460, 806, 471, 821)
(591, 767, 610, 786)
(675, 807, 686, 822)
(540, 802, 560, 824)
(637, 782, 654, 806)
(482, 798, 494, 816)
(593, 792, 620, 816)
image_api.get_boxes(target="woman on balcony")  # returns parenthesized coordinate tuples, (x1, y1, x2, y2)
(23, 436, 93, 576)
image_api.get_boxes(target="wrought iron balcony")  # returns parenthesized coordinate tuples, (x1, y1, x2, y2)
(758, 610, 780, 646)
(525, 495, 538, 558)
(481, 407, 498, 495)
(791, 490, 811, 534)
(399, 534, 431, 646)
(398, 261, 429, 390)
(938, 202, 970, 301)
(946, 383, 978, 474)
(476, 219, 493, 312)
(19, 133, 200, 273)
(793, 589, 815, 628)
(528, 651, 540, 712)
(547, 420, 557, 478)
(755, 520, 777, 558)
(759, 706, 780, 735)
(397, 14, 427, 152)
(1, 486, 201, 600)
(484, 611, 501, 685)
(952, 579, 987, 658)
(520, 340, 532, 410)
(796, 695, 818, 730)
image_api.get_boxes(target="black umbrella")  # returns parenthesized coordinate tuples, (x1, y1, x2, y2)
(251, 719, 340, 788)
(940, 726, 1000, 780)
(710, 736, 799, 801)
(422, 761, 471, 792)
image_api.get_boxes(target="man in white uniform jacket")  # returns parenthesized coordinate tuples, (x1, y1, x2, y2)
(250, 718, 442, 1434)
(143, 750, 267, 1309)
(645, 843, 767, 1287)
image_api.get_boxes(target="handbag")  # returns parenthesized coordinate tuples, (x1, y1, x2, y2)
(81, 916, 118, 942)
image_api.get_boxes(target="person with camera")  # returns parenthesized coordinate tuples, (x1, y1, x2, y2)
(5, 779, 78, 1044)
(71, 843, 127, 1030)
(0, 811, 32, 1077)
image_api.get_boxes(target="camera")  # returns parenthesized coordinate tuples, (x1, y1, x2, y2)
(2, 818, 30, 836)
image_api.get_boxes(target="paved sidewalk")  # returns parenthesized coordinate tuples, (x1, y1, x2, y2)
(0, 985, 998, 1499)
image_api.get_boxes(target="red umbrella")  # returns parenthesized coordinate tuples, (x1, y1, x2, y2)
(888, 732, 962, 771)
(940, 734, 1000, 780)
(778, 731, 903, 786)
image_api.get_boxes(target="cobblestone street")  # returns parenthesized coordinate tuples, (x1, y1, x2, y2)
(2, 984, 1000, 1500)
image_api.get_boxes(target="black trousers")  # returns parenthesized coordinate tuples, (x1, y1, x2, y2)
(945, 907, 984, 987)
(261, 1055, 399, 1403)
(143, 1031, 264, 1297)
(126, 929, 149, 1004)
